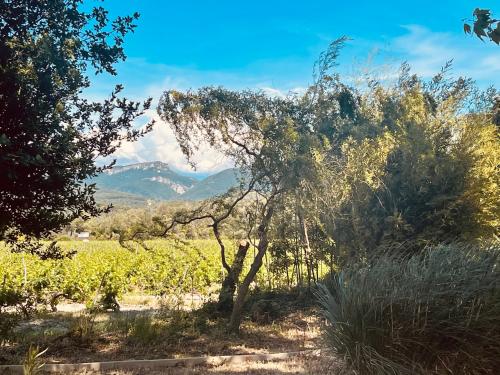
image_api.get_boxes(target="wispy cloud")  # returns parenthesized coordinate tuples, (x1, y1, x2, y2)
(389, 25, 499, 85)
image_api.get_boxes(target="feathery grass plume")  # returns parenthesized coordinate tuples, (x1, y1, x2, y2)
(317, 243, 500, 374)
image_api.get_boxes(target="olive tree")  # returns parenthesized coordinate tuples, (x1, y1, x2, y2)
(155, 39, 355, 332)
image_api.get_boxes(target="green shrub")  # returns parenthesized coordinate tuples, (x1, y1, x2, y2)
(106, 312, 163, 344)
(0, 311, 19, 344)
(317, 243, 500, 375)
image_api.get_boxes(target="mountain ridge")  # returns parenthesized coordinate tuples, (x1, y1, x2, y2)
(91, 161, 239, 205)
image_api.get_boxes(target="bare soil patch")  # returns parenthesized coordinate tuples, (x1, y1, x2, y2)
(57, 355, 339, 375)
(1, 301, 322, 367)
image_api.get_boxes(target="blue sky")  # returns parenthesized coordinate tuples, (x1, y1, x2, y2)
(90, 0, 500, 175)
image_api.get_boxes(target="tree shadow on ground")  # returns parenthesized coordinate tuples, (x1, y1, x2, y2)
(1, 289, 321, 365)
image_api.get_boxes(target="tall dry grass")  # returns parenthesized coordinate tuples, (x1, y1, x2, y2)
(318, 243, 500, 374)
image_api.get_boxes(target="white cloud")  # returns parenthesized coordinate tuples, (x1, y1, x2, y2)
(260, 87, 287, 98)
(94, 60, 314, 174)
(390, 25, 500, 85)
(480, 55, 500, 73)
(109, 109, 233, 174)
(260, 86, 308, 98)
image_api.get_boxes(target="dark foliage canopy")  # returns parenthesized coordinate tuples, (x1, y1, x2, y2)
(464, 8, 500, 45)
(0, 0, 152, 240)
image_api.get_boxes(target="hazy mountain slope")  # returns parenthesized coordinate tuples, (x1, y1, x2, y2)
(90, 161, 196, 200)
(93, 188, 150, 207)
(182, 168, 241, 200)
(90, 162, 240, 205)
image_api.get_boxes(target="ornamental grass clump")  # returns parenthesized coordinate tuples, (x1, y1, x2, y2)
(317, 243, 500, 375)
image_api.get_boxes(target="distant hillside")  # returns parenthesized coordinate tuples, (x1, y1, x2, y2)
(91, 161, 196, 201)
(90, 161, 240, 206)
(93, 188, 150, 207)
(182, 168, 241, 200)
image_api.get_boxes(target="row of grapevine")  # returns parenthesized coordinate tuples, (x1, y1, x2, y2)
(0, 239, 331, 311)
(0, 240, 223, 309)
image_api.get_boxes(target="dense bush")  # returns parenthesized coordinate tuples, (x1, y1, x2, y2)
(319, 73, 499, 262)
(318, 243, 500, 375)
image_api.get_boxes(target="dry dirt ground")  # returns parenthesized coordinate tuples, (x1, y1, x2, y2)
(63, 355, 340, 375)
(1, 299, 324, 368)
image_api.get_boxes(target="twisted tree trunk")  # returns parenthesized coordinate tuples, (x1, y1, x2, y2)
(228, 204, 274, 333)
(217, 240, 249, 314)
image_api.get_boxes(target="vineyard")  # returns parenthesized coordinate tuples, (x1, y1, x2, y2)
(0, 240, 328, 313)
(0, 240, 323, 369)
(0, 240, 225, 311)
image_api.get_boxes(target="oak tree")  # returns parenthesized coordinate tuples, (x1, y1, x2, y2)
(0, 0, 152, 243)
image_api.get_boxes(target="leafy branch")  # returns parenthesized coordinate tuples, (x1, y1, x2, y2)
(464, 8, 499, 45)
